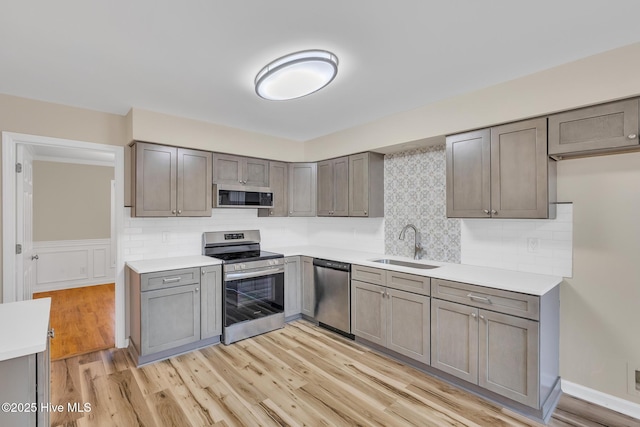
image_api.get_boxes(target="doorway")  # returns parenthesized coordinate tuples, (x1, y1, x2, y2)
(2, 132, 126, 348)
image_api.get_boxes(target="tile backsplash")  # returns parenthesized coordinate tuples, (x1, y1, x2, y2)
(461, 203, 573, 277)
(384, 145, 462, 262)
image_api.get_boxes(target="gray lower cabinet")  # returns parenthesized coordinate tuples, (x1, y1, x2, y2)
(289, 163, 317, 217)
(446, 118, 556, 219)
(132, 142, 212, 217)
(258, 161, 288, 217)
(0, 335, 50, 427)
(212, 153, 270, 187)
(128, 265, 222, 365)
(348, 152, 384, 217)
(431, 278, 559, 414)
(301, 256, 315, 317)
(284, 256, 302, 319)
(549, 97, 639, 157)
(351, 265, 430, 365)
(317, 157, 349, 216)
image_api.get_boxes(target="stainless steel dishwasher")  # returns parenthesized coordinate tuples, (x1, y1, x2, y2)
(313, 258, 353, 338)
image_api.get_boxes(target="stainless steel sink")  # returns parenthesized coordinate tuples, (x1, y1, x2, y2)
(370, 259, 439, 269)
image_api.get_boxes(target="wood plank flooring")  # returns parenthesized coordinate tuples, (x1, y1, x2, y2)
(34, 283, 115, 360)
(49, 320, 640, 427)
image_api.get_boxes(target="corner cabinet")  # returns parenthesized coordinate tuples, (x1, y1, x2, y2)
(446, 118, 556, 219)
(258, 161, 288, 217)
(349, 152, 384, 217)
(131, 142, 212, 217)
(317, 157, 349, 216)
(289, 163, 317, 217)
(549, 98, 639, 158)
(128, 265, 222, 365)
(212, 153, 270, 187)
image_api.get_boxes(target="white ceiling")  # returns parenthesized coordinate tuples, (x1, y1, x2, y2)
(1, 1, 640, 142)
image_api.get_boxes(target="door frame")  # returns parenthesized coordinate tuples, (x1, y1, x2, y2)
(2, 132, 127, 348)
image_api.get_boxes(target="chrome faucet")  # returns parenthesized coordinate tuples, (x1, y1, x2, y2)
(399, 224, 424, 260)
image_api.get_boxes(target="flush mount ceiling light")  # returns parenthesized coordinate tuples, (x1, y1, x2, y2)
(255, 50, 338, 101)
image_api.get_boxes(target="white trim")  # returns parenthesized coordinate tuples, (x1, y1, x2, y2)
(562, 379, 640, 420)
(2, 132, 127, 349)
(34, 239, 112, 248)
(32, 154, 115, 168)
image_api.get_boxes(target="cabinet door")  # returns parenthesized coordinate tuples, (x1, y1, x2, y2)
(317, 159, 334, 216)
(445, 129, 491, 218)
(200, 266, 222, 340)
(245, 157, 270, 187)
(259, 161, 288, 217)
(301, 256, 315, 317)
(431, 299, 478, 383)
(134, 142, 177, 217)
(333, 156, 350, 216)
(478, 310, 539, 408)
(284, 256, 302, 318)
(386, 288, 430, 364)
(213, 153, 243, 185)
(351, 280, 386, 346)
(549, 98, 639, 156)
(348, 153, 369, 216)
(141, 284, 200, 355)
(490, 118, 549, 219)
(289, 163, 317, 217)
(177, 148, 212, 217)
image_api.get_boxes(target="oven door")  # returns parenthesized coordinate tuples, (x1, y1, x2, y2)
(223, 266, 284, 327)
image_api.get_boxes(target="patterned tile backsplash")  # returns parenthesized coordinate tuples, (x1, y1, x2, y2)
(384, 145, 461, 262)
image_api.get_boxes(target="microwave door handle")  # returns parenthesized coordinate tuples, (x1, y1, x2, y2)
(225, 266, 285, 281)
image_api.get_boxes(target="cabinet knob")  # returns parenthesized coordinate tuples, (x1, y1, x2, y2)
(483, 209, 490, 215)
(202, 270, 206, 276)
(628, 134, 637, 139)
(31, 254, 39, 261)
(172, 210, 176, 214)
(380, 291, 385, 297)
(270, 211, 273, 215)
(289, 211, 293, 215)
(178, 210, 182, 214)
(479, 314, 486, 321)
(364, 211, 367, 215)
(491, 209, 497, 215)
(471, 312, 477, 318)
(195, 288, 199, 293)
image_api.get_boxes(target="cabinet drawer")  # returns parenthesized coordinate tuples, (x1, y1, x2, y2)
(432, 279, 539, 320)
(386, 270, 430, 296)
(352, 265, 386, 286)
(141, 267, 200, 292)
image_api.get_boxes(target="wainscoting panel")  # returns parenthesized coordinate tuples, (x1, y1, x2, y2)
(33, 239, 115, 292)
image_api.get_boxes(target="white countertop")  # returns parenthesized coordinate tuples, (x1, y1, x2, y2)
(0, 298, 51, 362)
(126, 255, 222, 274)
(266, 245, 563, 296)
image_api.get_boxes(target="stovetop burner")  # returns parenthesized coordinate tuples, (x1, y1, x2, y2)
(211, 250, 283, 264)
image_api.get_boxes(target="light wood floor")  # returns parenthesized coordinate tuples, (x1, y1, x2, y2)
(34, 283, 115, 361)
(49, 320, 640, 427)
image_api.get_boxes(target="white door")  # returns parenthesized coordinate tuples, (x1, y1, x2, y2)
(16, 144, 35, 299)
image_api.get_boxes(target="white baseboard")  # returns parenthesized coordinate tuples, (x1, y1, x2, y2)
(562, 379, 640, 420)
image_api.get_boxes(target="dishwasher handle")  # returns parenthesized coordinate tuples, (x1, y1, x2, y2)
(313, 258, 351, 272)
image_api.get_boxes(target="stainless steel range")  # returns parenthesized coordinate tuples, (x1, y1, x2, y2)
(203, 230, 284, 345)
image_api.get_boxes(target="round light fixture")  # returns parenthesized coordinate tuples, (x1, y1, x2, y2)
(255, 50, 338, 101)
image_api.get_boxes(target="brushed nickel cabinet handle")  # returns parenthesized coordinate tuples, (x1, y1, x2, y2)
(163, 277, 181, 283)
(491, 210, 497, 215)
(468, 293, 492, 304)
(628, 134, 637, 139)
(483, 209, 490, 215)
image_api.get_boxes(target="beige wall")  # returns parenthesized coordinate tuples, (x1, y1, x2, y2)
(557, 152, 640, 404)
(305, 42, 640, 160)
(33, 161, 114, 241)
(130, 108, 305, 162)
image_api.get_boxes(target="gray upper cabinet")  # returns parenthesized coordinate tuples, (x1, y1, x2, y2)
(549, 98, 639, 158)
(132, 142, 212, 217)
(213, 153, 269, 187)
(258, 161, 288, 217)
(317, 157, 349, 216)
(349, 152, 384, 217)
(446, 118, 555, 219)
(289, 163, 317, 217)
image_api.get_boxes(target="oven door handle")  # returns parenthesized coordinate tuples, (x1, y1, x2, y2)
(225, 266, 285, 281)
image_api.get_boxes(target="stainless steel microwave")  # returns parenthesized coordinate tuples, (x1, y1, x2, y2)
(213, 184, 274, 208)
